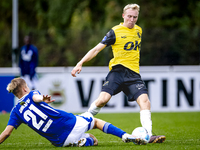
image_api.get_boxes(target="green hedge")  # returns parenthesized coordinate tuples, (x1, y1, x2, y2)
(0, 0, 199, 67)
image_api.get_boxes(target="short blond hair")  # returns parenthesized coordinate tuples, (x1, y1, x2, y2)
(123, 4, 140, 14)
(7, 78, 26, 97)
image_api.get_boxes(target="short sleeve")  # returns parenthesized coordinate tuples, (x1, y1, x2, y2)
(30, 90, 41, 98)
(7, 108, 22, 129)
(100, 29, 116, 46)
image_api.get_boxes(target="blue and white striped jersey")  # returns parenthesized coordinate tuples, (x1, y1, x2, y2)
(7, 90, 76, 147)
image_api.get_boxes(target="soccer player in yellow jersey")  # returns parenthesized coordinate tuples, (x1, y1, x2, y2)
(71, 4, 166, 143)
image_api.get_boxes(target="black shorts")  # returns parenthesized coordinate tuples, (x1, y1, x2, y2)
(102, 65, 148, 101)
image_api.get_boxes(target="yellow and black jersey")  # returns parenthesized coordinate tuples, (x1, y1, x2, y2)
(101, 23, 142, 74)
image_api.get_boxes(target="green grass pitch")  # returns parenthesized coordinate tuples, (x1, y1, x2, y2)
(0, 112, 200, 150)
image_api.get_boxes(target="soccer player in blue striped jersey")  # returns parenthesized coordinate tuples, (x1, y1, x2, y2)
(0, 78, 147, 147)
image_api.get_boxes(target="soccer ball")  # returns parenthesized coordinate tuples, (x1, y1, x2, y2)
(132, 127, 150, 143)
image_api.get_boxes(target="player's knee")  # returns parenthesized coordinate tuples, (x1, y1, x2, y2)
(141, 99, 150, 110)
(96, 92, 111, 107)
(137, 94, 151, 109)
(95, 97, 108, 107)
(95, 99, 107, 107)
(143, 98, 150, 105)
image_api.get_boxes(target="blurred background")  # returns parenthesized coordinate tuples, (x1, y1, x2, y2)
(1, 0, 200, 67)
(0, 0, 200, 113)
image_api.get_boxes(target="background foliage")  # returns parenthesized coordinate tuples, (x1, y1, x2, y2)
(0, 0, 200, 67)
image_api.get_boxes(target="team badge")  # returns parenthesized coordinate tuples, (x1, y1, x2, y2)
(49, 80, 66, 107)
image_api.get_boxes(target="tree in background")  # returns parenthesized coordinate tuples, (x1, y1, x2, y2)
(0, 0, 200, 67)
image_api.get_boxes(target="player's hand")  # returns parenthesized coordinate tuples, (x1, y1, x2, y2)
(71, 64, 82, 77)
(43, 95, 55, 104)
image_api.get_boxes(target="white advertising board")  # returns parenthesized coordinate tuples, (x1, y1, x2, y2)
(33, 66, 200, 113)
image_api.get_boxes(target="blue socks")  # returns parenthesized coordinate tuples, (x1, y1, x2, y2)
(103, 122, 126, 138)
(84, 137, 94, 146)
(84, 123, 126, 146)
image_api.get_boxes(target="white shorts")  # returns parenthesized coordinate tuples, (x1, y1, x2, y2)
(63, 112, 95, 147)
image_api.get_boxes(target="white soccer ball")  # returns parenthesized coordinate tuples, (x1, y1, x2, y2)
(132, 127, 150, 143)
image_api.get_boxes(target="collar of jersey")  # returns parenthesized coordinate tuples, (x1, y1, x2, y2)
(18, 93, 29, 103)
(120, 22, 136, 30)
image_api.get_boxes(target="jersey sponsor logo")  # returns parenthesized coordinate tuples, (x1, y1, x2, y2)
(121, 35, 127, 39)
(124, 41, 141, 51)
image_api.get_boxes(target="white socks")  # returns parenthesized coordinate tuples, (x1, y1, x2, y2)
(88, 103, 152, 136)
(140, 110, 152, 137)
(88, 101, 101, 116)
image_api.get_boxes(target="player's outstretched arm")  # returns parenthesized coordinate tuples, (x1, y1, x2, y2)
(0, 125, 14, 144)
(71, 43, 106, 77)
(33, 94, 55, 103)
(42, 95, 55, 103)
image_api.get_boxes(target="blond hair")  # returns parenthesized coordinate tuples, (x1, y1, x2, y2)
(123, 4, 140, 14)
(7, 78, 26, 97)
